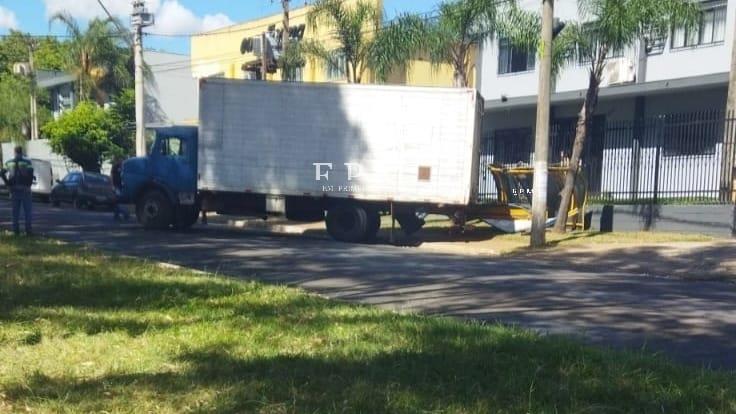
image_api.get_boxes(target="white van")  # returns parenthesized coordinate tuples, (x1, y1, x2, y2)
(31, 158, 53, 201)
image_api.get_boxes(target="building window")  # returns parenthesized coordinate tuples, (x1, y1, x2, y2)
(326, 52, 346, 81)
(498, 38, 535, 75)
(671, 0, 726, 49)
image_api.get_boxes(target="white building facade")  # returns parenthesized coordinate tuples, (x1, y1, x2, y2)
(476, 0, 735, 202)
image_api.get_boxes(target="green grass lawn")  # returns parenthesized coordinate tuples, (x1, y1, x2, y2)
(1, 234, 735, 413)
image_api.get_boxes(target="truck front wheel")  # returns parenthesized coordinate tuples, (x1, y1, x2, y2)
(137, 190, 173, 230)
(326, 204, 368, 243)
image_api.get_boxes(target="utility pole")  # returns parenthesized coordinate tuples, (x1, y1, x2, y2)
(131, 0, 154, 157)
(282, 0, 290, 80)
(282, 1, 290, 55)
(27, 39, 39, 141)
(530, 0, 554, 248)
(261, 32, 269, 81)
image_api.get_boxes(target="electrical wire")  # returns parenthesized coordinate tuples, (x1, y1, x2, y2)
(142, 0, 512, 39)
(0, 33, 126, 39)
(96, 0, 135, 46)
(3, 0, 515, 75)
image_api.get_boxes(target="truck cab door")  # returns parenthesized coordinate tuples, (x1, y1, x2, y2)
(150, 128, 198, 205)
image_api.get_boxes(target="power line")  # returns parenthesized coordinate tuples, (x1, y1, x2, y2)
(96, 0, 135, 46)
(0, 33, 126, 39)
(140, 2, 459, 39)
(3, 0, 514, 59)
(147, 0, 516, 73)
(142, 0, 512, 39)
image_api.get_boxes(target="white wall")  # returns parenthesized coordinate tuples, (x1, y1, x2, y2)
(598, 144, 722, 200)
(144, 51, 199, 126)
(479, 0, 736, 101)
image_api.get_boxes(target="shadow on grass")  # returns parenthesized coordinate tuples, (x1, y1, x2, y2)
(2, 236, 735, 412)
(3, 324, 734, 413)
(0, 261, 241, 314)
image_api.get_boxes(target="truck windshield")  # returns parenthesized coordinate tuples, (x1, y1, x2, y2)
(160, 137, 186, 157)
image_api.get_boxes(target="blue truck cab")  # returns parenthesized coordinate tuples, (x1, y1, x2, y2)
(121, 126, 201, 229)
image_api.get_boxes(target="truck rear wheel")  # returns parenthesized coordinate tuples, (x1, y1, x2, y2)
(137, 190, 173, 230)
(364, 209, 381, 241)
(326, 204, 368, 243)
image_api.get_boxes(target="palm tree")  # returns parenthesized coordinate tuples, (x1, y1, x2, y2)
(50, 13, 133, 104)
(550, 0, 699, 232)
(305, 0, 381, 83)
(276, 0, 306, 81)
(371, 0, 508, 87)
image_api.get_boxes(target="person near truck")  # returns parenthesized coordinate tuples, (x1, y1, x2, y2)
(111, 158, 130, 221)
(0, 146, 35, 235)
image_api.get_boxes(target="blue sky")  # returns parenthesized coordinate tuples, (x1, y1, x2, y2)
(0, 0, 438, 54)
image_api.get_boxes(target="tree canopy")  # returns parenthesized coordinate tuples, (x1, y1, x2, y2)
(50, 13, 133, 104)
(304, 0, 382, 83)
(42, 101, 127, 172)
(0, 74, 53, 143)
(371, 0, 511, 87)
(0, 30, 68, 75)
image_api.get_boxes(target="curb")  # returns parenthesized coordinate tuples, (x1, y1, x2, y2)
(204, 217, 332, 240)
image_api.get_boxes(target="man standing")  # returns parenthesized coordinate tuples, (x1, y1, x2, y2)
(1, 146, 35, 236)
(111, 158, 130, 221)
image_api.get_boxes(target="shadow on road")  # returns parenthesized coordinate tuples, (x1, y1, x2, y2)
(1, 200, 736, 369)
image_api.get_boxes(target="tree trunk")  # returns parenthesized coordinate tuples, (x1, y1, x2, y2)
(453, 67, 467, 88)
(553, 71, 601, 233)
(347, 61, 354, 83)
(353, 61, 362, 83)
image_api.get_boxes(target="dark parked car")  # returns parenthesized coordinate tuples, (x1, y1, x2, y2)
(50, 172, 115, 209)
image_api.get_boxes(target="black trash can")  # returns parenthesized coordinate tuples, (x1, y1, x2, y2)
(600, 205, 614, 233)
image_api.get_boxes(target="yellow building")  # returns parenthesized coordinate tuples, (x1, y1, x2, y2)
(190, 0, 475, 88)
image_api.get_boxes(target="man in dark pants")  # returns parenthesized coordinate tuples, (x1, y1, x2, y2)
(1, 146, 35, 235)
(111, 158, 130, 221)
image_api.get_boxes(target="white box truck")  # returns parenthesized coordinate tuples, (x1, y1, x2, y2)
(121, 78, 484, 242)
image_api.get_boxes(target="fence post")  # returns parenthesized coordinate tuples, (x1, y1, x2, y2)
(722, 111, 736, 202)
(645, 115, 664, 231)
(631, 97, 646, 201)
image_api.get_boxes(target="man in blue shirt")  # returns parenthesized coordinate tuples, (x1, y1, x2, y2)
(1, 146, 35, 236)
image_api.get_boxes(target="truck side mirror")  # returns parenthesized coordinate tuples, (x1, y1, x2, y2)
(552, 19, 566, 39)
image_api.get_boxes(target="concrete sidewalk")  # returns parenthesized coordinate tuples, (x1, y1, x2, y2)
(206, 214, 327, 237)
(204, 213, 736, 279)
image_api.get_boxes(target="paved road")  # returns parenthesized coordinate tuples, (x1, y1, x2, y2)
(2, 200, 735, 369)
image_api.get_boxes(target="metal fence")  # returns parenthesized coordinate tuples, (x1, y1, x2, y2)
(478, 109, 736, 205)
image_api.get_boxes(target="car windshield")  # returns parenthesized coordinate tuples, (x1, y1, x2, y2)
(85, 174, 110, 184)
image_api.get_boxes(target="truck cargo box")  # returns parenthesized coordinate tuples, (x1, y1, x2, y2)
(198, 79, 483, 205)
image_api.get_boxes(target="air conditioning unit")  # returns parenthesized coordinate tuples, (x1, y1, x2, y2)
(12, 62, 31, 77)
(601, 58, 635, 86)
